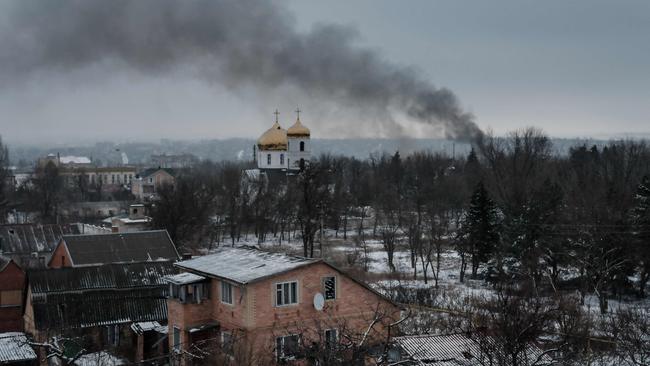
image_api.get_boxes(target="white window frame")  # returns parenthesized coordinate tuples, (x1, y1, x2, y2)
(275, 281, 298, 307)
(276, 334, 300, 361)
(221, 281, 233, 305)
(322, 276, 337, 300)
(267, 154, 272, 165)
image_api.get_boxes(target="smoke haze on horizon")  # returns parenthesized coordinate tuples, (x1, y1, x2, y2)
(0, 0, 648, 144)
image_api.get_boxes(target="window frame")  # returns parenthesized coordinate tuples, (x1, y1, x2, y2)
(221, 331, 234, 355)
(221, 281, 233, 305)
(275, 281, 299, 307)
(322, 275, 337, 300)
(173, 326, 181, 351)
(324, 329, 338, 351)
(267, 154, 272, 165)
(276, 334, 301, 361)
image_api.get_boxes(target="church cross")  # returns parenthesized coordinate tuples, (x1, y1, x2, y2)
(273, 109, 280, 122)
(295, 107, 301, 120)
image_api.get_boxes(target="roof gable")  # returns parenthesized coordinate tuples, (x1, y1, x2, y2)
(138, 168, 176, 179)
(174, 247, 399, 306)
(60, 230, 179, 266)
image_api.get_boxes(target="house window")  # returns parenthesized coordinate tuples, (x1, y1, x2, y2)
(325, 329, 337, 351)
(276, 334, 300, 361)
(221, 331, 234, 355)
(111, 174, 115, 184)
(280, 153, 284, 165)
(221, 281, 233, 305)
(267, 154, 272, 165)
(300, 141, 305, 151)
(173, 326, 181, 351)
(149, 177, 153, 183)
(107, 325, 120, 347)
(169, 282, 209, 304)
(323, 276, 336, 300)
(276, 281, 298, 306)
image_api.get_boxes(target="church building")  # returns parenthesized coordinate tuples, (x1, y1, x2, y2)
(255, 109, 311, 172)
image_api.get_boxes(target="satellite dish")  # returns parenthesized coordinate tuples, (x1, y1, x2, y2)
(313, 293, 325, 311)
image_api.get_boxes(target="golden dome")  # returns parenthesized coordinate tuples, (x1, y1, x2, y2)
(287, 118, 310, 137)
(257, 121, 288, 151)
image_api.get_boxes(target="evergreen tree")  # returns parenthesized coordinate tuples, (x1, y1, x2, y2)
(464, 181, 500, 278)
(631, 175, 650, 297)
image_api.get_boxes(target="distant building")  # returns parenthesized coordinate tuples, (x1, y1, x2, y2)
(24, 262, 174, 364)
(0, 257, 25, 332)
(165, 247, 400, 365)
(110, 204, 152, 233)
(48, 230, 179, 268)
(37, 153, 92, 168)
(131, 168, 176, 201)
(150, 153, 198, 169)
(255, 109, 311, 173)
(59, 200, 131, 220)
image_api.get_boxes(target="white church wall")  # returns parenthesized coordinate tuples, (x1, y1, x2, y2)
(257, 150, 288, 170)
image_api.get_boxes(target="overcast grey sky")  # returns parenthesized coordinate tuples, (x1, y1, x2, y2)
(0, 0, 648, 144)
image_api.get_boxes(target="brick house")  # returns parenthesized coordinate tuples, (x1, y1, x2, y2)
(0, 256, 25, 332)
(165, 247, 402, 365)
(47, 230, 179, 269)
(131, 168, 177, 201)
(23, 262, 175, 364)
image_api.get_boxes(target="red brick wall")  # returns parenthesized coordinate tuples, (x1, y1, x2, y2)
(167, 262, 401, 363)
(48, 241, 71, 268)
(0, 260, 25, 332)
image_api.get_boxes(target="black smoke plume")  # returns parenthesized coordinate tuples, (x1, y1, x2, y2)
(0, 0, 482, 140)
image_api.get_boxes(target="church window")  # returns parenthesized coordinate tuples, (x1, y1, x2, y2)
(280, 154, 284, 165)
(267, 154, 272, 165)
(300, 141, 305, 152)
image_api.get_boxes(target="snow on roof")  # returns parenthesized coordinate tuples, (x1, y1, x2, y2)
(394, 333, 551, 365)
(131, 321, 162, 334)
(164, 272, 206, 285)
(75, 351, 126, 366)
(59, 156, 91, 164)
(175, 247, 319, 284)
(0, 332, 37, 363)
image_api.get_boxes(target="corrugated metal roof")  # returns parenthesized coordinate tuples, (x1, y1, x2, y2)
(32, 288, 168, 330)
(0, 223, 79, 254)
(394, 334, 551, 365)
(164, 272, 206, 285)
(29, 262, 176, 294)
(62, 230, 179, 266)
(175, 247, 319, 284)
(0, 332, 37, 363)
(0, 256, 10, 271)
